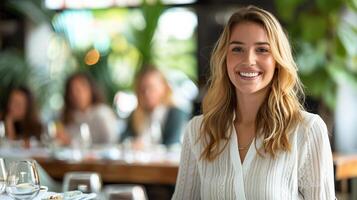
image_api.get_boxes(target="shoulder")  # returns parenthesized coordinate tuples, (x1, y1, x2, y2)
(296, 111, 329, 145)
(93, 104, 113, 112)
(186, 115, 203, 130)
(299, 110, 327, 130)
(92, 104, 116, 118)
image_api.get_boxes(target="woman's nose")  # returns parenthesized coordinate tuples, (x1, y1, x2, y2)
(242, 49, 257, 66)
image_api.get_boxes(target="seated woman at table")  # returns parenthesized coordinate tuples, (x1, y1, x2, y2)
(57, 72, 118, 146)
(0, 86, 43, 148)
(120, 66, 188, 150)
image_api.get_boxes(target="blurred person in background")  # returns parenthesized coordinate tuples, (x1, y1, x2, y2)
(57, 72, 118, 146)
(0, 86, 43, 148)
(120, 66, 188, 150)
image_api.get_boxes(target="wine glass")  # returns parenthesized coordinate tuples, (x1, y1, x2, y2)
(40, 121, 57, 148)
(0, 158, 7, 194)
(0, 121, 7, 147)
(70, 123, 92, 161)
(79, 123, 92, 149)
(6, 160, 42, 199)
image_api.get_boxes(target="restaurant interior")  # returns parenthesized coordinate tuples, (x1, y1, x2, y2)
(1, 0, 357, 199)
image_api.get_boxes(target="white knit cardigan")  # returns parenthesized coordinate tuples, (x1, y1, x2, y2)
(172, 111, 335, 200)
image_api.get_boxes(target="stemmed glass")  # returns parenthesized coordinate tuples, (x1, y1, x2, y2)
(0, 158, 7, 194)
(0, 121, 6, 146)
(41, 121, 57, 148)
(71, 123, 92, 161)
(5, 160, 43, 199)
(79, 123, 92, 150)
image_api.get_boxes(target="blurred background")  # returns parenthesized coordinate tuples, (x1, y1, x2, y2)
(1, 0, 357, 199)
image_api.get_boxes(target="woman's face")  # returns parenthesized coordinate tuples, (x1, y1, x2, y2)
(69, 77, 92, 111)
(226, 21, 276, 98)
(7, 90, 28, 120)
(138, 72, 167, 111)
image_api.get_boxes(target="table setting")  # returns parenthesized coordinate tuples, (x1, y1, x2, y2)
(0, 158, 97, 200)
(0, 190, 97, 200)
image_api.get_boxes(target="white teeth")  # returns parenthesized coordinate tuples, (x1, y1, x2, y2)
(239, 72, 259, 77)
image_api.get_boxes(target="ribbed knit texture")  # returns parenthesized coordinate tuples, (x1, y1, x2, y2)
(172, 111, 335, 200)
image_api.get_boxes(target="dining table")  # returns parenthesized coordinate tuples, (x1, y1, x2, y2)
(0, 145, 180, 185)
(333, 153, 357, 199)
(34, 156, 179, 185)
(3, 145, 357, 199)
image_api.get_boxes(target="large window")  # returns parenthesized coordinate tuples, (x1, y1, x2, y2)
(45, 5, 198, 115)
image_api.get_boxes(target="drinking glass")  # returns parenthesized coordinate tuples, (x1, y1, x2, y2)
(70, 123, 92, 161)
(0, 158, 6, 194)
(41, 121, 57, 148)
(6, 160, 42, 199)
(0, 121, 6, 146)
(79, 123, 92, 149)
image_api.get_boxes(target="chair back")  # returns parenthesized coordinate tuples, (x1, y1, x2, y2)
(103, 184, 147, 200)
(63, 172, 102, 194)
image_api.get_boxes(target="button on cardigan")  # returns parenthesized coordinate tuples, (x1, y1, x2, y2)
(172, 111, 335, 200)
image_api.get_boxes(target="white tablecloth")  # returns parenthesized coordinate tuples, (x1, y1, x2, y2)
(0, 191, 96, 199)
(0, 191, 56, 200)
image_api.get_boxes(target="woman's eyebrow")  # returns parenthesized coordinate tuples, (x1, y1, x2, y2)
(255, 42, 270, 46)
(229, 41, 270, 45)
(229, 41, 244, 45)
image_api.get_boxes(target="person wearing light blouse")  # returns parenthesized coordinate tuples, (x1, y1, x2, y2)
(172, 5, 335, 200)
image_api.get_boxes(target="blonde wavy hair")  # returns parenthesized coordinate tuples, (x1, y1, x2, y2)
(200, 5, 305, 161)
(132, 66, 174, 136)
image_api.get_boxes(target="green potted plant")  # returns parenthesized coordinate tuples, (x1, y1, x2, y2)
(0, 0, 55, 111)
(275, 0, 357, 110)
(274, 0, 357, 152)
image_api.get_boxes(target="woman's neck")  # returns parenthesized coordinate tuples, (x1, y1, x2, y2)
(77, 103, 95, 112)
(235, 89, 268, 125)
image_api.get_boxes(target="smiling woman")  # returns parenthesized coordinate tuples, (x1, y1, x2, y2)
(226, 21, 276, 98)
(172, 5, 335, 200)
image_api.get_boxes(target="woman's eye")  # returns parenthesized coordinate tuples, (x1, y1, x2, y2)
(257, 47, 269, 53)
(232, 47, 243, 52)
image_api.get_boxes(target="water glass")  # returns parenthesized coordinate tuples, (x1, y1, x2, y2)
(6, 160, 42, 200)
(79, 123, 92, 149)
(41, 121, 57, 148)
(0, 121, 7, 146)
(0, 158, 6, 194)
